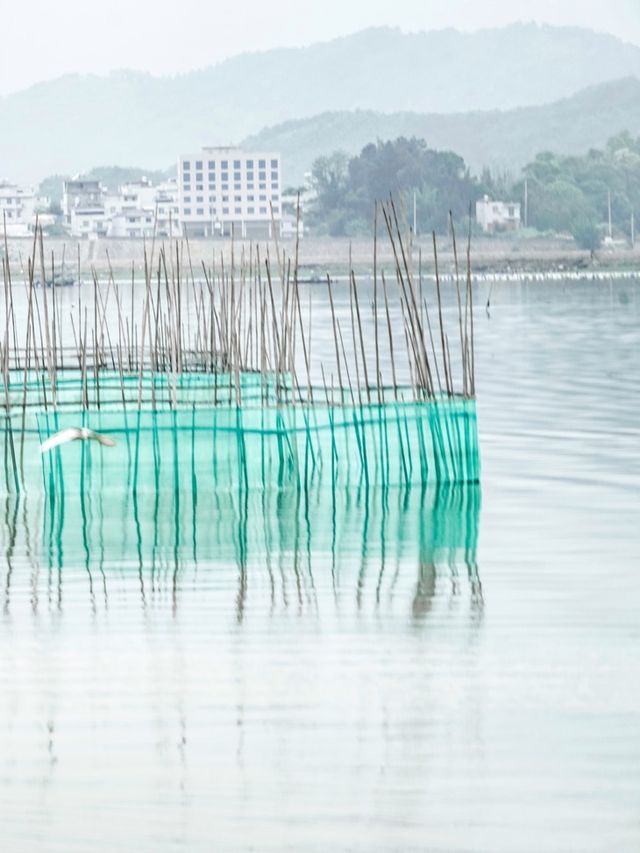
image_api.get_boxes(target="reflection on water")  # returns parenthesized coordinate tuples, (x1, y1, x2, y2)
(1, 475, 481, 622)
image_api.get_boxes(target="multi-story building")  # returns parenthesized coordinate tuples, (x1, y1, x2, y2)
(476, 195, 521, 233)
(63, 176, 181, 239)
(178, 147, 282, 238)
(107, 178, 180, 238)
(62, 179, 105, 236)
(0, 182, 37, 236)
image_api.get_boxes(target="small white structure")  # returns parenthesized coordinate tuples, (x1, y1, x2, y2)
(0, 182, 37, 236)
(476, 195, 521, 233)
(178, 147, 282, 238)
(280, 214, 304, 239)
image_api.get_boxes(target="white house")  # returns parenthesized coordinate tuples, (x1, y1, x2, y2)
(476, 196, 521, 233)
(178, 147, 282, 238)
(0, 182, 37, 236)
(62, 176, 181, 239)
(106, 178, 181, 238)
(62, 179, 105, 235)
(69, 206, 108, 239)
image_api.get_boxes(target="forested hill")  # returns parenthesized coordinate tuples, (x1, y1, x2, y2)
(243, 77, 640, 186)
(3, 24, 640, 181)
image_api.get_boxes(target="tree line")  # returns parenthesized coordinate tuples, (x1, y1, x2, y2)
(308, 133, 640, 249)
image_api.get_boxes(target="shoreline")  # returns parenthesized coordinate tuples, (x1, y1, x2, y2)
(3, 235, 639, 279)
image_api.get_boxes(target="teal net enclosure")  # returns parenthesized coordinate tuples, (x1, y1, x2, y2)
(30, 394, 479, 494)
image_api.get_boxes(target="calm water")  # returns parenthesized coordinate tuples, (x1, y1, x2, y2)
(1, 276, 639, 851)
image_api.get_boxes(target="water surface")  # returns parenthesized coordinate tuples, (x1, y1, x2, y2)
(0, 276, 638, 852)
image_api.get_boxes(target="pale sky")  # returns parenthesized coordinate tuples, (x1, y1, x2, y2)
(2, 0, 639, 96)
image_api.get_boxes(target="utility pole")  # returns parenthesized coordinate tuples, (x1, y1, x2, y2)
(524, 178, 528, 229)
(608, 189, 613, 240)
(413, 190, 417, 237)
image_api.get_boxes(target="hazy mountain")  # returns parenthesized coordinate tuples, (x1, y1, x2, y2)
(244, 78, 640, 185)
(3, 24, 640, 181)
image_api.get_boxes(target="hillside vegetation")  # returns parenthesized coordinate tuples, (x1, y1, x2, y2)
(310, 133, 640, 248)
(245, 78, 640, 185)
(3, 25, 640, 180)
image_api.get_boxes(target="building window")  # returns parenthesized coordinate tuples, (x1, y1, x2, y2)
(248, 206, 254, 214)
(247, 183, 254, 190)
(208, 160, 215, 170)
(234, 183, 241, 190)
(183, 183, 191, 191)
(209, 194, 216, 202)
(184, 208, 191, 215)
(221, 183, 228, 191)
(184, 196, 191, 203)
(235, 206, 241, 214)
(197, 196, 203, 203)
(271, 171, 278, 181)
(197, 208, 204, 215)
(196, 160, 202, 169)
(221, 160, 228, 168)
(272, 206, 279, 214)
(271, 159, 278, 168)
(259, 207, 267, 214)
(272, 193, 279, 201)
(259, 194, 266, 201)
(247, 171, 254, 181)
(209, 206, 216, 215)
(259, 159, 266, 168)
(259, 171, 266, 181)
(246, 159, 253, 168)
(221, 172, 228, 182)
(259, 183, 266, 191)
(272, 182, 279, 190)
(222, 195, 229, 202)
(183, 161, 190, 171)
(208, 182, 216, 190)
(222, 207, 229, 215)
(247, 195, 254, 201)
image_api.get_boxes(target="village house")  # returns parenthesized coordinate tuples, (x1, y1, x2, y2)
(476, 195, 521, 233)
(0, 181, 40, 236)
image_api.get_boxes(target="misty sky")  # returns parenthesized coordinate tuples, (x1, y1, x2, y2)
(2, 0, 639, 96)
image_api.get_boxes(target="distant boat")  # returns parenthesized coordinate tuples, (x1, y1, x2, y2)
(35, 274, 78, 288)
(298, 275, 330, 284)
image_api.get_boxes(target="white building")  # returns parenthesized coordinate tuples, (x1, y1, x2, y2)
(63, 179, 105, 229)
(63, 176, 181, 239)
(178, 147, 282, 238)
(106, 178, 180, 238)
(63, 179, 108, 238)
(476, 196, 521, 233)
(0, 182, 37, 236)
(69, 206, 108, 239)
